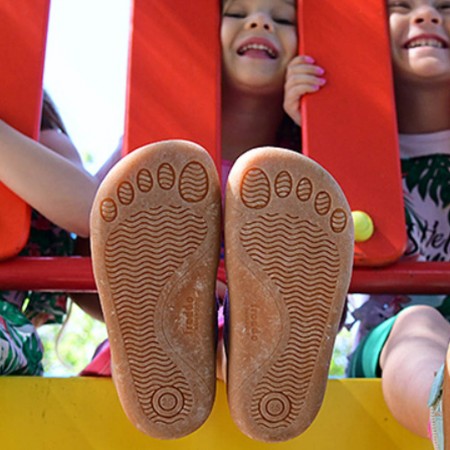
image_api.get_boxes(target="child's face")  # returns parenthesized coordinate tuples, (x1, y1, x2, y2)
(221, 0, 297, 94)
(388, 0, 450, 83)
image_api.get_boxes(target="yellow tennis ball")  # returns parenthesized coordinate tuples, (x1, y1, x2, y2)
(352, 211, 374, 242)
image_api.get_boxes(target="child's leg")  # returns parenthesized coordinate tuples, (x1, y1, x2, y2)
(225, 147, 354, 442)
(90, 140, 221, 439)
(380, 305, 450, 438)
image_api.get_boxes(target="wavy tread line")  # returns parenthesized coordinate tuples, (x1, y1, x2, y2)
(104, 205, 208, 424)
(240, 213, 340, 429)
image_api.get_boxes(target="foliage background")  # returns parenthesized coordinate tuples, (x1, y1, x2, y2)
(39, 301, 353, 377)
(39, 301, 107, 376)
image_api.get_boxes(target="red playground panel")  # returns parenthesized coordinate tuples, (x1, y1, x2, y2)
(126, 0, 406, 267)
(0, 0, 50, 259)
(124, 0, 221, 169)
(299, 0, 407, 266)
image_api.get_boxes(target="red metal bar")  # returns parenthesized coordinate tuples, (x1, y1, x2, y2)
(350, 262, 450, 295)
(0, 257, 95, 292)
(0, 257, 448, 295)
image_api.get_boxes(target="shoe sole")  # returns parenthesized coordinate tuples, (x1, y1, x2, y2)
(225, 147, 354, 442)
(90, 140, 221, 439)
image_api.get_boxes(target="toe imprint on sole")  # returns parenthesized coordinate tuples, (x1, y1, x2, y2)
(179, 161, 209, 203)
(158, 163, 176, 190)
(136, 168, 153, 192)
(100, 198, 118, 222)
(274, 171, 292, 198)
(242, 170, 348, 236)
(241, 168, 271, 209)
(296, 177, 313, 202)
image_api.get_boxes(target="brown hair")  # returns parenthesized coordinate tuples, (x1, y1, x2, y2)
(40, 90, 68, 135)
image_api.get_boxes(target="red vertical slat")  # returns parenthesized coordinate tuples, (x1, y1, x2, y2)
(299, 0, 407, 266)
(124, 0, 221, 170)
(0, 0, 50, 259)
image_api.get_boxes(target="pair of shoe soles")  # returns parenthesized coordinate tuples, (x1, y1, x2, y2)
(91, 140, 354, 442)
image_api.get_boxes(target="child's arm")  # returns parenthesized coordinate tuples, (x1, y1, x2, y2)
(68, 144, 125, 322)
(95, 144, 122, 183)
(283, 55, 326, 126)
(0, 119, 98, 237)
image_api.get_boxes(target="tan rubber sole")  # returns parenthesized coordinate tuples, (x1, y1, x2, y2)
(90, 140, 221, 439)
(225, 147, 354, 442)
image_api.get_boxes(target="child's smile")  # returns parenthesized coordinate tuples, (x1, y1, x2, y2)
(221, 0, 297, 94)
(237, 37, 279, 59)
(388, 0, 450, 82)
(403, 34, 449, 49)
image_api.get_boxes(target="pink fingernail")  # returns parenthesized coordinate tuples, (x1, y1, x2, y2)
(304, 56, 315, 63)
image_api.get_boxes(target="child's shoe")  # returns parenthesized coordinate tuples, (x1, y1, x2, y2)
(429, 345, 450, 450)
(225, 147, 354, 442)
(90, 140, 221, 439)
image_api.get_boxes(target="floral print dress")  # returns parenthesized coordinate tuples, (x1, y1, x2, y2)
(0, 210, 73, 375)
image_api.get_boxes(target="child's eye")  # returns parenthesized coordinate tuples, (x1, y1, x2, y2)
(437, 1, 450, 11)
(223, 11, 246, 19)
(387, 1, 410, 11)
(273, 17, 296, 25)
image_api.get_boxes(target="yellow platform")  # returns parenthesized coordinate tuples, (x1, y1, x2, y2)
(2, 378, 430, 450)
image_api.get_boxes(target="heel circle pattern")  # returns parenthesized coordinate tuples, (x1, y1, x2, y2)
(152, 386, 184, 419)
(259, 392, 291, 423)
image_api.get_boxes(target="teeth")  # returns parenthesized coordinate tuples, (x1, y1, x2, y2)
(407, 38, 444, 49)
(239, 43, 276, 57)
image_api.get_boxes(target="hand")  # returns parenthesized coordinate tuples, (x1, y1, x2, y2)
(284, 55, 326, 126)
